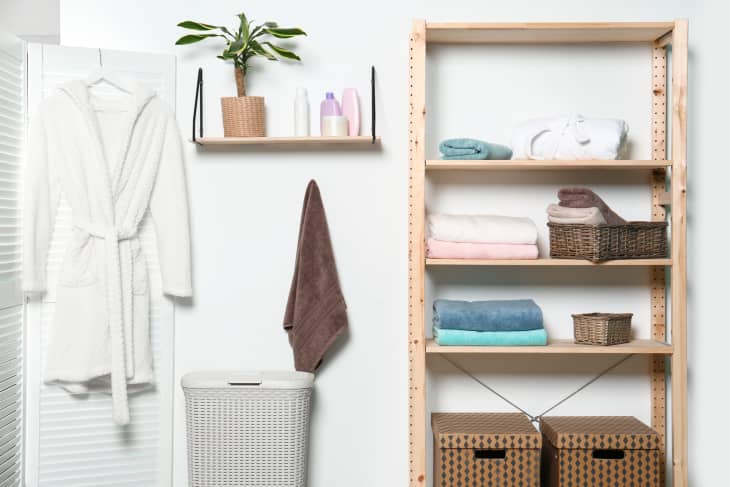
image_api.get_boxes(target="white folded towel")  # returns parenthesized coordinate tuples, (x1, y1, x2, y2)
(427, 214, 538, 244)
(546, 204, 606, 224)
(511, 114, 629, 160)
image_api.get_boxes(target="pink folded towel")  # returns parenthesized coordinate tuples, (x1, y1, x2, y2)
(426, 238, 539, 260)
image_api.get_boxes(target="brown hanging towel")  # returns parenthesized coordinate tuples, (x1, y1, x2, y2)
(283, 180, 348, 372)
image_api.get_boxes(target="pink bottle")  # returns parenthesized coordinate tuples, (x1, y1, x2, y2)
(319, 92, 341, 135)
(341, 88, 360, 136)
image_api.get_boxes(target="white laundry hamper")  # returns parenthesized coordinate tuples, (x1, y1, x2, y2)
(182, 370, 314, 487)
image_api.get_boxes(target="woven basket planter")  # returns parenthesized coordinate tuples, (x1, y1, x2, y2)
(572, 312, 632, 346)
(548, 222, 667, 262)
(221, 96, 265, 137)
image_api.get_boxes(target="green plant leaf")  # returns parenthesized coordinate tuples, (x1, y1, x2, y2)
(249, 40, 277, 60)
(175, 33, 222, 45)
(177, 20, 219, 31)
(237, 13, 249, 40)
(264, 27, 307, 38)
(262, 42, 301, 61)
(227, 36, 245, 55)
(264, 22, 278, 28)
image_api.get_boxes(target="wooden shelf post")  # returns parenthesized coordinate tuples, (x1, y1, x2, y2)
(670, 18, 689, 487)
(408, 19, 427, 487)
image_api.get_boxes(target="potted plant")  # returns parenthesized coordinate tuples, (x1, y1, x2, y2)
(176, 13, 306, 137)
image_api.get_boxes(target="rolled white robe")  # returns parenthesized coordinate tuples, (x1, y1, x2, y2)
(427, 214, 538, 244)
(546, 204, 606, 224)
(511, 114, 629, 160)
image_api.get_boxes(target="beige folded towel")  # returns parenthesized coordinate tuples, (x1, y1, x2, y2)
(546, 204, 606, 224)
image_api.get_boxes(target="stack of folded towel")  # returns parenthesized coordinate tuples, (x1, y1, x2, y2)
(433, 299, 548, 346)
(426, 214, 539, 259)
(439, 138, 513, 160)
(546, 188, 626, 225)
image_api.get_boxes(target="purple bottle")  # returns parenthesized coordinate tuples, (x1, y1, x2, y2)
(320, 92, 341, 135)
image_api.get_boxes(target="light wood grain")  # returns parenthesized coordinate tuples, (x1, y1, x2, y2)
(650, 44, 668, 484)
(408, 20, 427, 487)
(426, 339, 673, 355)
(426, 22, 674, 44)
(426, 258, 672, 267)
(426, 159, 671, 170)
(670, 18, 688, 487)
(194, 136, 381, 146)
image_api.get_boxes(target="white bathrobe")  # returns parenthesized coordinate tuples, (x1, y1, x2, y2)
(23, 80, 192, 425)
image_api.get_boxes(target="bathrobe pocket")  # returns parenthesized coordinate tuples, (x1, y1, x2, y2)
(59, 230, 97, 287)
(132, 239, 148, 295)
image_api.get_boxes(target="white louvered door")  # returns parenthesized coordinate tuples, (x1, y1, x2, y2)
(24, 44, 176, 487)
(0, 32, 25, 487)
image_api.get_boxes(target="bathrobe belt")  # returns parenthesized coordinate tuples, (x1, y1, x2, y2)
(75, 220, 138, 426)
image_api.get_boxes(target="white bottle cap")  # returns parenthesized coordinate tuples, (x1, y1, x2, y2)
(296, 87, 307, 97)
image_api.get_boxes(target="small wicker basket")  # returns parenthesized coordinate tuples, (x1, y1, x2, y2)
(221, 96, 265, 137)
(572, 312, 633, 346)
(548, 222, 667, 262)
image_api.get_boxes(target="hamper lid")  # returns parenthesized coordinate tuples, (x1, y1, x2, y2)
(181, 370, 314, 390)
(431, 413, 541, 449)
(540, 416, 659, 450)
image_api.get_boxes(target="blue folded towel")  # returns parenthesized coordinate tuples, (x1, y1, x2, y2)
(433, 326, 548, 346)
(433, 299, 543, 332)
(439, 138, 513, 160)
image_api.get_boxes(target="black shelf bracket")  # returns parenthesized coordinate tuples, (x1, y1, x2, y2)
(192, 68, 203, 142)
(371, 65, 376, 143)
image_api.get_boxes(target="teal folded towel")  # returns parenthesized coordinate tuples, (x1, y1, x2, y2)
(439, 138, 513, 160)
(434, 299, 543, 332)
(433, 327, 548, 346)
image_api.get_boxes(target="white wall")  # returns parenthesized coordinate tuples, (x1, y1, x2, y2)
(58, 0, 729, 485)
(0, 0, 59, 43)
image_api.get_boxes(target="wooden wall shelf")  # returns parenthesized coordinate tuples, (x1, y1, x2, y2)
(426, 258, 671, 267)
(425, 339, 673, 355)
(425, 22, 674, 44)
(193, 136, 381, 147)
(426, 159, 672, 171)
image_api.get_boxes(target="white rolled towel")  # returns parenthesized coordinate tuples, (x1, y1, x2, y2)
(511, 114, 629, 160)
(427, 214, 538, 244)
(546, 204, 606, 224)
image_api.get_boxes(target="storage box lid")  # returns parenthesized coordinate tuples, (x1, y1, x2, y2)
(540, 416, 659, 450)
(181, 370, 314, 390)
(432, 413, 541, 449)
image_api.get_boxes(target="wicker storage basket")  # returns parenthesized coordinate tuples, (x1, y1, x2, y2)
(432, 412, 541, 487)
(548, 222, 667, 262)
(182, 370, 313, 487)
(540, 416, 661, 487)
(572, 312, 632, 346)
(221, 96, 265, 137)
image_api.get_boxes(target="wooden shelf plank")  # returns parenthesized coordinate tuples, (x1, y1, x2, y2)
(194, 136, 381, 146)
(426, 338, 673, 355)
(426, 22, 674, 44)
(426, 159, 672, 171)
(426, 258, 671, 267)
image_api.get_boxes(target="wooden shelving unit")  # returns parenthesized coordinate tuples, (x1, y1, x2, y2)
(408, 20, 688, 487)
(193, 135, 381, 147)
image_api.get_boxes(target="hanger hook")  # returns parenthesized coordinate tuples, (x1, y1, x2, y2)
(98, 48, 103, 67)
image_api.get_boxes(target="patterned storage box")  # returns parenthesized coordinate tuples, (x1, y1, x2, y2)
(432, 413, 541, 487)
(540, 416, 661, 487)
